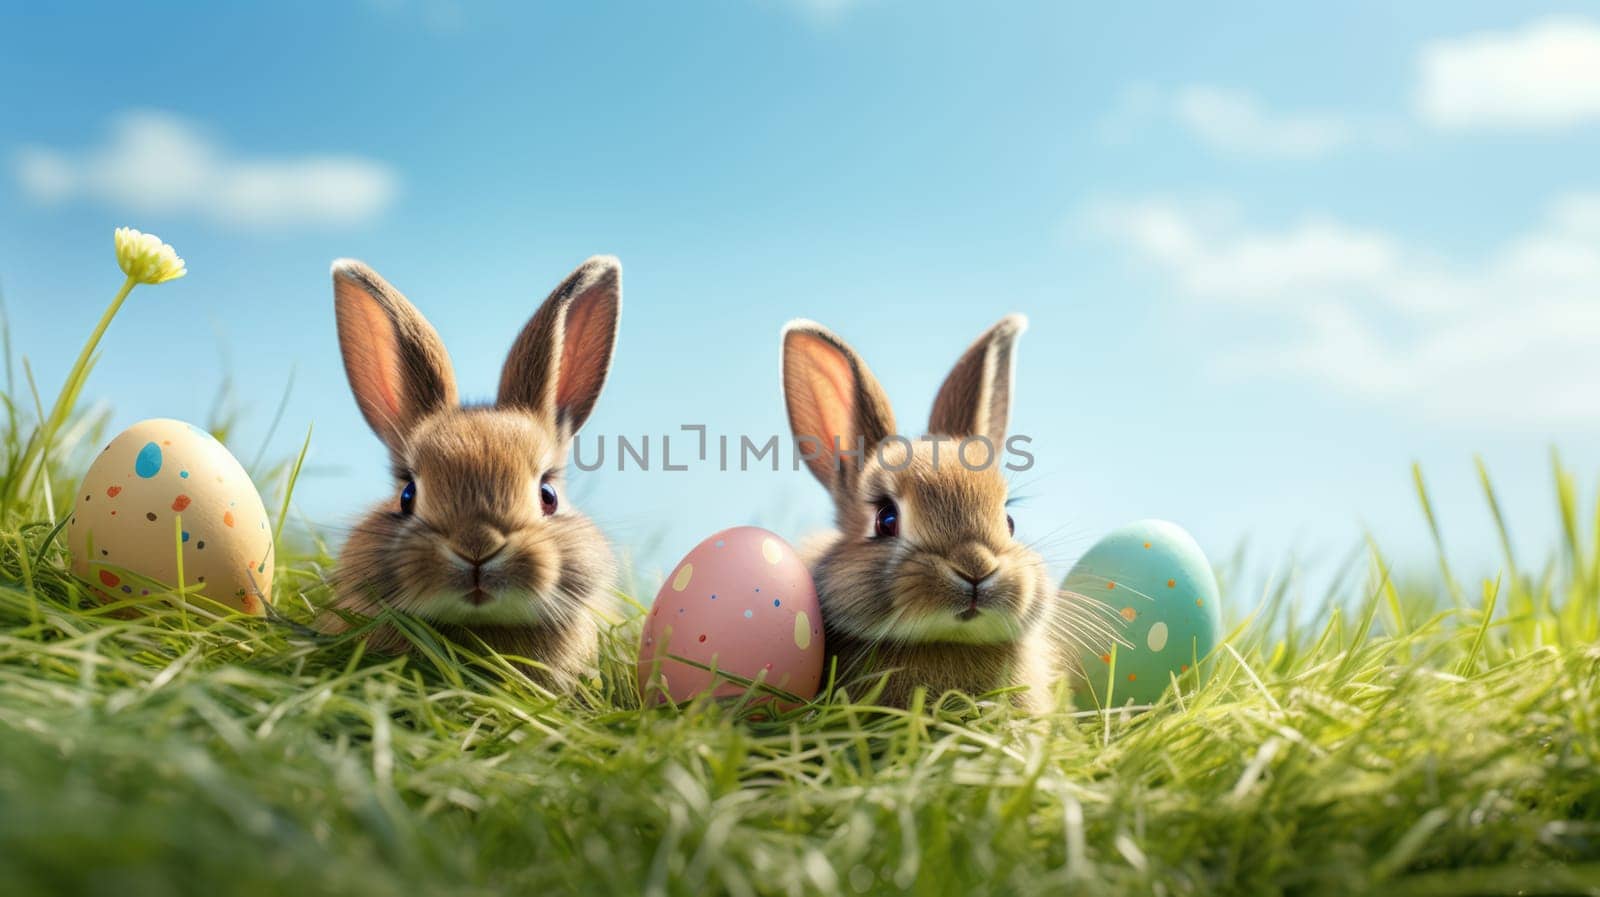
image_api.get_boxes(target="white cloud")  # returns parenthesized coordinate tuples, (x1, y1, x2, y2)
(1086, 200, 1403, 300)
(1173, 86, 1355, 158)
(13, 110, 400, 229)
(1101, 84, 1387, 159)
(1083, 195, 1600, 425)
(1106, 16, 1600, 155)
(1418, 16, 1600, 131)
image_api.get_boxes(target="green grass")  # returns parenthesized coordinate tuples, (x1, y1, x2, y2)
(1, 326, 1598, 896)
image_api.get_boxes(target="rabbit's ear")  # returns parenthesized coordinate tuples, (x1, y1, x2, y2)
(782, 320, 896, 500)
(498, 256, 622, 437)
(333, 259, 459, 452)
(928, 314, 1027, 446)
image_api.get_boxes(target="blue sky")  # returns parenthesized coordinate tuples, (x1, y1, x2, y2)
(4, 1, 1599, 597)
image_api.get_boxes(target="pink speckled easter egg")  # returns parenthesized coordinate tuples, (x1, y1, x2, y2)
(637, 526, 824, 705)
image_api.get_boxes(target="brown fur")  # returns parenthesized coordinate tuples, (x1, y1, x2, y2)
(784, 316, 1061, 713)
(323, 257, 623, 690)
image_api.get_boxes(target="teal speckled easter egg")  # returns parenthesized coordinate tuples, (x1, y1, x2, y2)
(1066, 519, 1221, 706)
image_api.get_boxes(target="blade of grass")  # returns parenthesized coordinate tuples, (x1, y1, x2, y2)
(1412, 462, 1463, 609)
(273, 423, 312, 550)
(21, 359, 55, 522)
(250, 368, 296, 473)
(1474, 455, 1519, 585)
(1458, 576, 1501, 676)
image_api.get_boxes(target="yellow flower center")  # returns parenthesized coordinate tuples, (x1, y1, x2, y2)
(114, 227, 187, 285)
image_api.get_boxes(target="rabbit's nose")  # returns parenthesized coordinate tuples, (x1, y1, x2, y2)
(451, 544, 506, 568)
(953, 566, 999, 588)
(950, 546, 998, 584)
(450, 530, 507, 568)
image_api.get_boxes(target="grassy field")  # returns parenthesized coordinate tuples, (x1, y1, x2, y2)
(1, 301, 1598, 895)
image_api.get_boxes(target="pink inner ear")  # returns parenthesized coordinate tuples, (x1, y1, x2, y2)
(336, 286, 404, 435)
(556, 291, 617, 422)
(789, 333, 857, 462)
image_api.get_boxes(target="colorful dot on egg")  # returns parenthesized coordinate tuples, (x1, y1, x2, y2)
(134, 442, 163, 478)
(672, 563, 694, 592)
(171, 494, 191, 512)
(715, 539, 725, 548)
(1107, 581, 1117, 590)
(743, 609, 753, 619)
(1180, 664, 1190, 672)
(1127, 673, 1137, 682)
(698, 634, 707, 643)
(1167, 579, 1176, 588)
(1099, 653, 1110, 663)
(710, 593, 717, 600)
(1196, 598, 1204, 607)
(223, 511, 235, 528)
(1120, 607, 1137, 621)
(179, 470, 189, 479)
(181, 531, 190, 543)
(121, 585, 132, 594)
(773, 599, 780, 607)
(106, 485, 122, 498)
(761, 538, 783, 565)
(145, 512, 158, 522)
(99, 570, 120, 587)
(1143, 542, 1151, 549)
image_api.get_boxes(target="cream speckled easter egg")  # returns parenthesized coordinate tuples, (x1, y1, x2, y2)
(1067, 519, 1221, 706)
(67, 418, 274, 614)
(638, 526, 824, 705)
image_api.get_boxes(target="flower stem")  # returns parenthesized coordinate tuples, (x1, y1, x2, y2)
(44, 275, 137, 438)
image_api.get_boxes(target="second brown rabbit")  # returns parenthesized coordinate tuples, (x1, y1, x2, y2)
(783, 315, 1098, 712)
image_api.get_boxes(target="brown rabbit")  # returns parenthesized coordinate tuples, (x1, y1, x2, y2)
(783, 316, 1087, 713)
(323, 256, 622, 690)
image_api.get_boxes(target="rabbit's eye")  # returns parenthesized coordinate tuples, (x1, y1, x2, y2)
(873, 499, 899, 539)
(399, 480, 417, 516)
(1007, 514, 1015, 537)
(539, 480, 559, 516)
